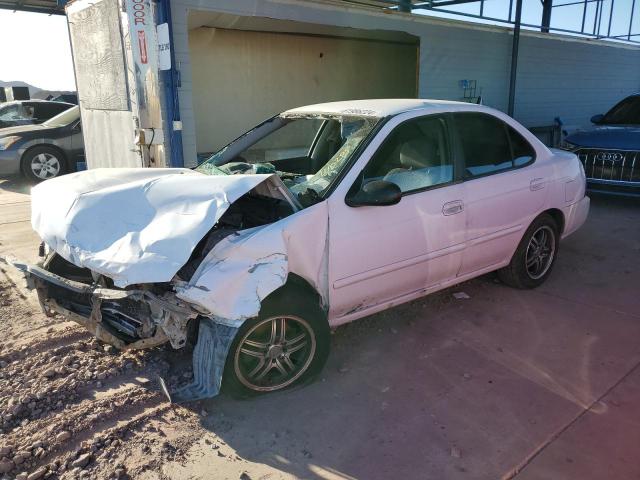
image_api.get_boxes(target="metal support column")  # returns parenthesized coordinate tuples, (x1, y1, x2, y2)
(157, 0, 184, 168)
(398, 0, 412, 12)
(541, 0, 553, 33)
(507, 0, 523, 117)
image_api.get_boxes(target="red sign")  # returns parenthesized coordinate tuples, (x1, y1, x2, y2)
(137, 30, 148, 64)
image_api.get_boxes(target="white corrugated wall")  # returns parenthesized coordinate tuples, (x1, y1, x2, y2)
(169, 0, 640, 166)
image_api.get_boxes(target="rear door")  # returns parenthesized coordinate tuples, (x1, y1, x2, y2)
(452, 112, 549, 276)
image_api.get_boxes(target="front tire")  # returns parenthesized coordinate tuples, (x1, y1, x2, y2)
(222, 284, 330, 398)
(498, 213, 559, 289)
(21, 146, 66, 182)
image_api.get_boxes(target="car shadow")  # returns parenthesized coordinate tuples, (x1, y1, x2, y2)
(0, 174, 33, 195)
(192, 305, 434, 480)
(182, 283, 509, 480)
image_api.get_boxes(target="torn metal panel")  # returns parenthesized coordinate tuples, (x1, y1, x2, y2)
(30, 168, 292, 288)
(176, 201, 329, 324)
(161, 318, 239, 403)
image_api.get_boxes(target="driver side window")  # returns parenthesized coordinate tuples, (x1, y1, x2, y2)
(362, 115, 453, 194)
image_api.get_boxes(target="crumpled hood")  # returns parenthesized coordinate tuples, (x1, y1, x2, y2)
(31, 168, 283, 287)
(566, 125, 640, 150)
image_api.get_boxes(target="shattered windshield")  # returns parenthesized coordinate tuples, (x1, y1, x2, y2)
(195, 114, 380, 207)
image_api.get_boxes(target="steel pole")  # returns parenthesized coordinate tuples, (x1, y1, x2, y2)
(508, 0, 523, 117)
(541, 0, 553, 33)
(398, 0, 412, 12)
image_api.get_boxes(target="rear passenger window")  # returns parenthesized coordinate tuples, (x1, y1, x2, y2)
(454, 113, 535, 178)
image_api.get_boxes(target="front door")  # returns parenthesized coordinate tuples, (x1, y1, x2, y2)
(328, 113, 467, 320)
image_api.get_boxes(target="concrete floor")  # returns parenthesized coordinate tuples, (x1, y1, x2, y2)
(0, 176, 39, 263)
(1, 174, 639, 480)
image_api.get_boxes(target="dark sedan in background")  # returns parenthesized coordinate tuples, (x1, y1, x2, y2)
(562, 93, 640, 196)
(0, 100, 75, 129)
(0, 105, 84, 182)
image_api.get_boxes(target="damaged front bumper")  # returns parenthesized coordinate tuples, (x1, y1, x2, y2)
(13, 261, 198, 351)
(9, 258, 239, 403)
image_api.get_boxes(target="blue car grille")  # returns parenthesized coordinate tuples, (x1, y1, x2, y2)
(575, 148, 640, 184)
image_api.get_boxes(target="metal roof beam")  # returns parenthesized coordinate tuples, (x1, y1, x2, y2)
(0, 3, 63, 14)
(345, 0, 639, 45)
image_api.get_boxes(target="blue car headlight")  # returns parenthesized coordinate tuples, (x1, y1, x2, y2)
(0, 136, 21, 151)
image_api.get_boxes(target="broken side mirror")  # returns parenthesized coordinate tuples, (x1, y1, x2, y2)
(590, 114, 604, 124)
(346, 179, 402, 207)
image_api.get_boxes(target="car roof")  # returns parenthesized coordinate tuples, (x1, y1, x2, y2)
(283, 98, 493, 117)
(0, 99, 75, 107)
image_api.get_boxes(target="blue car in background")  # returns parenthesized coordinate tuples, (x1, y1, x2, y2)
(562, 94, 640, 196)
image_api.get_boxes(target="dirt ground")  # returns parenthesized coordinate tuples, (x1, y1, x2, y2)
(1, 175, 640, 480)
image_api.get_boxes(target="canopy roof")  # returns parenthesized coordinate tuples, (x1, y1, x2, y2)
(0, 0, 64, 15)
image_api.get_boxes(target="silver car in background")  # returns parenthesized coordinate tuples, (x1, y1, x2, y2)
(0, 105, 84, 182)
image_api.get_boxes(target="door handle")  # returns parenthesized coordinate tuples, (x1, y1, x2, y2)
(530, 178, 546, 191)
(442, 200, 464, 216)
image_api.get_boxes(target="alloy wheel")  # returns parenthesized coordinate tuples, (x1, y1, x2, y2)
(234, 315, 316, 392)
(31, 153, 61, 180)
(525, 225, 556, 280)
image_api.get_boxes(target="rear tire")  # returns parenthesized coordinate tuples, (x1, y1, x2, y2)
(222, 284, 330, 398)
(498, 213, 559, 289)
(21, 146, 67, 182)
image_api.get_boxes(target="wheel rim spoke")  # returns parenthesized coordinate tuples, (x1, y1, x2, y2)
(538, 230, 546, 247)
(281, 354, 295, 371)
(287, 340, 307, 355)
(240, 347, 265, 359)
(243, 339, 269, 350)
(269, 319, 277, 344)
(247, 358, 266, 378)
(274, 359, 288, 375)
(278, 318, 286, 343)
(285, 333, 305, 348)
(253, 361, 274, 380)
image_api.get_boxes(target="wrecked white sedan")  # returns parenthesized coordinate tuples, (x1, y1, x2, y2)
(17, 99, 589, 401)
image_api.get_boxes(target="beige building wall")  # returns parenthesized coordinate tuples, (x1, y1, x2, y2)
(188, 27, 418, 153)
